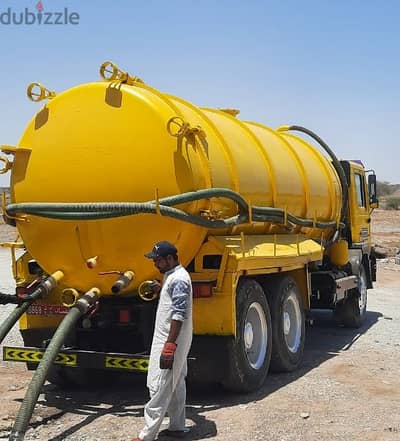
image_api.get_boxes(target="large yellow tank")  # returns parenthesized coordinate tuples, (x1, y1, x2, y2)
(7, 64, 342, 293)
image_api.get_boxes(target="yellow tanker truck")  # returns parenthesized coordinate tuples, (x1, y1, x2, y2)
(0, 61, 378, 439)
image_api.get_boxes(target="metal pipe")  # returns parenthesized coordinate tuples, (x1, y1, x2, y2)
(9, 287, 99, 441)
(111, 270, 135, 294)
(0, 271, 64, 345)
(21, 270, 64, 302)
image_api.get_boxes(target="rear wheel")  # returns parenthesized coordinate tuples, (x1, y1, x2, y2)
(267, 275, 305, 372)
(222, 279, 272, 392)
(334, 266, 367, 328)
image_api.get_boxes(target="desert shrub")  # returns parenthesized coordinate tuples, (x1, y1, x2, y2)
(385, 197, 400, 210)
(377, 181, 399, 197)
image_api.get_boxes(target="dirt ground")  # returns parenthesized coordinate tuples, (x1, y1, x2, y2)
(0, 209, 399, 440)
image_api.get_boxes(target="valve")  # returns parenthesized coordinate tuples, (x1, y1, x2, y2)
(111, 270, 135, 294)
(138, 280, 160, 302)
(61, 288, 80, 308)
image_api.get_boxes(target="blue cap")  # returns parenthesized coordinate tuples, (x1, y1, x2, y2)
(144, 241, 178, 259)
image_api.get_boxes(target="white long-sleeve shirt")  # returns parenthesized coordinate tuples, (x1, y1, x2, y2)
(147, 264, 193, 392)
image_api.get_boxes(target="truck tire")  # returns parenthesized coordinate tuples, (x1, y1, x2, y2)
(222, 279, 272, 392)
(334, 266, 367, 328)
(267, 275, 305, 372)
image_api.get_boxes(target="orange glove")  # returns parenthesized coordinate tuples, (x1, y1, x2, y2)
(160, 342, 177, 369)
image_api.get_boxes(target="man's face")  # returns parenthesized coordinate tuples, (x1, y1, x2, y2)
(153, 255, 174, 273)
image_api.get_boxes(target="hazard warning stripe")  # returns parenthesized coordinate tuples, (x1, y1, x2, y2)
(3, 346, 150, 372)
(4, 348, 77, 366)
(105, 356, 149, 371)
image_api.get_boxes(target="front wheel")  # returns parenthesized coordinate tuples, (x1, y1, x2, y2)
(222, 279, 272, 392)
(334, 265, 367, 328)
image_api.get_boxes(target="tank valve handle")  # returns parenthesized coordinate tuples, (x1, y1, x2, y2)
(111, 270, 135, 294)
(138, 280, 161, 302)
(61, 288, 80, 308)
(27, 82, 56, 102)
(99, 61, 144, 85)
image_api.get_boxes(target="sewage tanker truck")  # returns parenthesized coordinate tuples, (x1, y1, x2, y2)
(0, 62, 378, 439)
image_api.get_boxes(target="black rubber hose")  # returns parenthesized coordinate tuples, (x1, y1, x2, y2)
(8, 290, 98, 441)
(0, 293, 19, 305)
(285, 125, 348, 223)
(0, 274, 62, 346)
(0, 302, 30, 345)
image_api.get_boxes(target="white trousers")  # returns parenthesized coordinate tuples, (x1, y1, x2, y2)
(139, 368, 186, 441)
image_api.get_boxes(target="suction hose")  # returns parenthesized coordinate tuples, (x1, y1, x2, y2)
(0, 302, 31, 345)
(279, 125, 349, 224)
(8, 287, 99, 441)
(6, 188, 343, 230)
(0, 271, 64, 345)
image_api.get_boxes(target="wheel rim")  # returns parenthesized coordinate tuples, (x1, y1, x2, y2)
(283, 290, 302, 353)
(244, 302, 268, 370)
(358, 271, 367, 312)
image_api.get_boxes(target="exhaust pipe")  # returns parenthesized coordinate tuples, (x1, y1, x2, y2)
(9, 287, 100, 441)
(0, 271, 64, 345)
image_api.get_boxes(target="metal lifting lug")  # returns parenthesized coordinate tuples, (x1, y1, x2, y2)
(27, 83, 56, 102)
(99, 61, 144, 85)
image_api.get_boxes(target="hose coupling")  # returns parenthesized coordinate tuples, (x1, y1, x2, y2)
(111, 271, 135, 294)
(19, 270, 64, 302)
(75, 287, 100, 315)
(61, 288, 80, 308)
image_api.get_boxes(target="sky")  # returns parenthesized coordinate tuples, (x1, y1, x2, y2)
(0, 0, 399, 186)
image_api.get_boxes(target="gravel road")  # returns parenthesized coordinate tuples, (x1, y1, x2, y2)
(0, 250, 399, 441)
(0, 248, 23, 349)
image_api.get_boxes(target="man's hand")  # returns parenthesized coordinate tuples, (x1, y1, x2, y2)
(149, 280, 161, 294)
(160, 342, 177, 369)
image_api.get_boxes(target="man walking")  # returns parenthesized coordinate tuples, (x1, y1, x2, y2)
(133, 241, 193, 441)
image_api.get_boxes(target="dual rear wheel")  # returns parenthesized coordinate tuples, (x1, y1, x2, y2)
(223, 276, 305, 392)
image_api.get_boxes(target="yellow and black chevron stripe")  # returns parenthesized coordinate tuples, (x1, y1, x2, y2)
(4, 348, 77, 366)
(105, 356, 149, 371)
(3, 346, 150, 372)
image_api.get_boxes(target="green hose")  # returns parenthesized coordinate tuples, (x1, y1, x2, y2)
(285, 125, 349, 224)
(6, 187, 343, 230)
(0, 274, 63, 346)
(8, 289, 98, 441)
(0, 302, 30, 345)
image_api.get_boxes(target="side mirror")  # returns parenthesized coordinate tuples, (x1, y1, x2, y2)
(368, 174, 379, 208)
